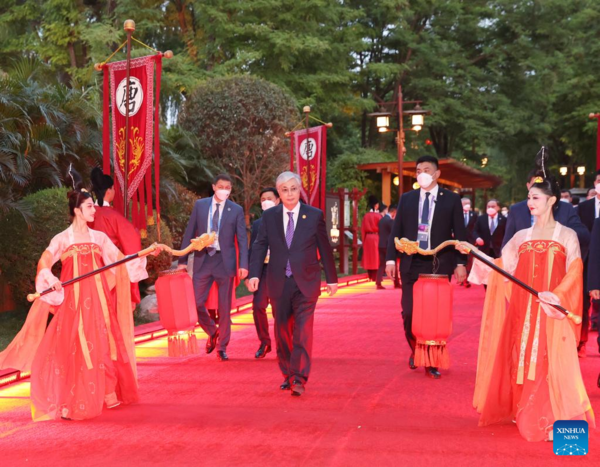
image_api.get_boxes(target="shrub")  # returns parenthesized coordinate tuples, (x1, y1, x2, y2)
(161, 183, 199, 249)
(0, 187, 70, 309)
(141, 212, 174, 287)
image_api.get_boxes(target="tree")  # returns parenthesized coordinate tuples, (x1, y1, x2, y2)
(179, 75, 297, 225)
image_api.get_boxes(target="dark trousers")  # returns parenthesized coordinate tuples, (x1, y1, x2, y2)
(400, 257, 450, 352)
(376, 248, 400, 286)
(272, 276, 317, 384)
(252, 269, 271, 346)
(192, 252, 235, 351)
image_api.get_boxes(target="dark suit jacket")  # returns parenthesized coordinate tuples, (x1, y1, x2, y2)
(378, 215, 393, 249)
(249, 203, 337, 299)
(464, 211, 478, 243)
(473, 214, 506, 258)
(385, 187, 468, 276)
(577, 197, 596, 232)
(587, 217, 600, 290)
(249, 217, 265, 275)
(178, 197, 249, 276)
(502, 199, 590, 258)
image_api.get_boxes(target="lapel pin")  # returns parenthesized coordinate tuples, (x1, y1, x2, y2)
(227, 207, 231, 211)
(302, 214, 307, 219)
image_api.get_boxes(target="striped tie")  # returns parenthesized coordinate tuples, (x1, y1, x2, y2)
(285, 212, 294, 277)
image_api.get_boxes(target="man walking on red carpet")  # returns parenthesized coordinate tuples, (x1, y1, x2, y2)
(248, 171, 338, 396)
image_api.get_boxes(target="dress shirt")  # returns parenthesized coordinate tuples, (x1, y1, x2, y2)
(284, 202, 301, 236)
(208, 195, 225, 251)
(596, 196, 600, 218)
(418, 184, 439, 250)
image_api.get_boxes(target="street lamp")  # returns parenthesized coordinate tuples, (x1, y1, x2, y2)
(577, 166, 586, 176)
(368, 85, 431, 196)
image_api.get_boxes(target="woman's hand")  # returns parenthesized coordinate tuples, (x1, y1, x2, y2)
(537, 291, 565, 320)
(51, 279, 63, 293)
(455, 241, 476, 255)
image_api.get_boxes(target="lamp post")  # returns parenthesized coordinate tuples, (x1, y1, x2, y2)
(589, 113, 600, 171)
(368, 85, 431, 197)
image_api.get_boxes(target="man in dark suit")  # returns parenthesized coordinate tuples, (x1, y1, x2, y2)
(586, 217, 600, 386)
(385, 155, 468, 379)
(178, 173, 249, 361)
(473, 199, 506, 259)
(247, 187, 280, 359)
(376, 205, 399, 289)
(248, 171, 338, 396)
(460, 197, 478, 287)
(502, 169, 589, 255)
(575, 170, 600, 356)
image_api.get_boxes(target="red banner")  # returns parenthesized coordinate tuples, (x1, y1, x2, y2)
(290, 125, 327, 210)
(103, 54, 161, 236)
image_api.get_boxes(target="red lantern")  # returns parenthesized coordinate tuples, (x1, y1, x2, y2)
(412, 274, 453, 369)
(155, 269, 199, 357)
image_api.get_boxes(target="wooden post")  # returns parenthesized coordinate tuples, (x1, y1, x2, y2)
(338, 188, 346, 275)
(382, 170, 392, 207)
(122, 19, 136, 218)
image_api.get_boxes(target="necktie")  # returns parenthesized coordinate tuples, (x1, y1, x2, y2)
(419, 193, 430, 250)
(285, 212, 294, 277)
(208, 203, 220, 257)
(490, 216, 496, 234)
(464, 212, 469, 227)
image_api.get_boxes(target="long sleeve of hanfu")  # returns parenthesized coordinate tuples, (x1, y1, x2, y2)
(98, 231, 148, 283)
(36, 233, 65, 305)
(468, 230, 521, 285)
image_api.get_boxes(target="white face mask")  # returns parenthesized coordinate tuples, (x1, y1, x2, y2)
(215, 189, 231, 201)
(486, 207, 498, 217)
(501, 210, 508, 217)
(416, 172, 434, 189)
(595, 183, 600, 193)
(462, 204, 471, 212)
(559, 198, 570, 203)
(261, 200, 276, 211)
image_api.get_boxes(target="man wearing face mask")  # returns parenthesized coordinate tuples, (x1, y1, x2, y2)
(247, 187, 280, 358)
(473, 199, 506, 259)
(384, 155, 468, 379)
(501, 206, 509, 218)
(178, 173, 249, 361)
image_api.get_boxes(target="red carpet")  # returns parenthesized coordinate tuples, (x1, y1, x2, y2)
(1, 280, 599, 466)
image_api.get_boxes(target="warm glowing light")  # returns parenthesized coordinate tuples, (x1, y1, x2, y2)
(376, 115, 390, 129)
(330, 228, 340, 242)
(393, 176, 399, 186)
(413, 182, 420, 190)
(559, 166, 568, 176)
(411, 125, 422, 132)
(411, 114, 424, 126)
(577, 166, 586, 175)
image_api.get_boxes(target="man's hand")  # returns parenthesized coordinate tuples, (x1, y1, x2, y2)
(247, 278, 259, 292)
(385, 264, 397, 281)
(454, 265, 467, 283)
(327, 284, 338, 296)
(475, 238, 484, 246)
(238, 268, 248, 280)
(177, 263, 187, 271)
(591, 290, 600, 300)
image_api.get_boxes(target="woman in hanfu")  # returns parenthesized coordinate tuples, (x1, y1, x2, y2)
(0, 186, 160, 421)
(456, 164, 595, 441)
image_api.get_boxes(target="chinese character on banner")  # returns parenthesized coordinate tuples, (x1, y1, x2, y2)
(101, 54, 162, 237)
(290, 125, 327, 210)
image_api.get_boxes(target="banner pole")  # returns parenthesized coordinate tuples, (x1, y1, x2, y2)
(123, 19, 136, 218)
(304, 106, 311, 205)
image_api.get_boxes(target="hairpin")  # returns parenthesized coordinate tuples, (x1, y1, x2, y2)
(534, 176, 544, 183)
(68, 163, 76, 189)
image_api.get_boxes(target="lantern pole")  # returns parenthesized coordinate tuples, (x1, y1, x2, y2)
(304, 106, 311, 204)
(397, 85, 405, 197)
(123, 19, 136, 218)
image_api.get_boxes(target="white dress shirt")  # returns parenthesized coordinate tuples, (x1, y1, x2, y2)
(208, 196, 225, 250)
(418, 184, 439, 250)
(595, 196, 600, 218)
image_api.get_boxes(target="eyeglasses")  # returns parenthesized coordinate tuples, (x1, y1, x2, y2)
(280, 186, 300, 195)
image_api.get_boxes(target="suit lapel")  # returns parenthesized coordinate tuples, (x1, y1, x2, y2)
(276, 205, 286, 246)
(290, 204, 307, 249)
(199, 198, 210, 234)
(483, 214, 491, 236)
(430, 188, 444, 228)
(220, 199, 231, 229)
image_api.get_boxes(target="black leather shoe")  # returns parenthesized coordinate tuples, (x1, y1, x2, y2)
(597, 372, 600, 389)
(376, 284, 386, 290)
(291, 379, 305, 396)
(425, 367, 441, 379)
(255, 343, 272, 359)
(408, 353, 417, 370)
(217, 350, 228, 361)
(206, 329, 219, 354)
(280, 378, 291, 390)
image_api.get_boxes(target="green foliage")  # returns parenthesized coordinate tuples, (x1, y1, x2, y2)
(0, 187, 70, 308)
(161, 182, 199, 249)
(179, 75, 297, 224)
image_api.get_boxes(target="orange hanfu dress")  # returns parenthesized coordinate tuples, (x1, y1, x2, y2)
(0, 226, 147, 421)
(469, 223, 595, 441)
